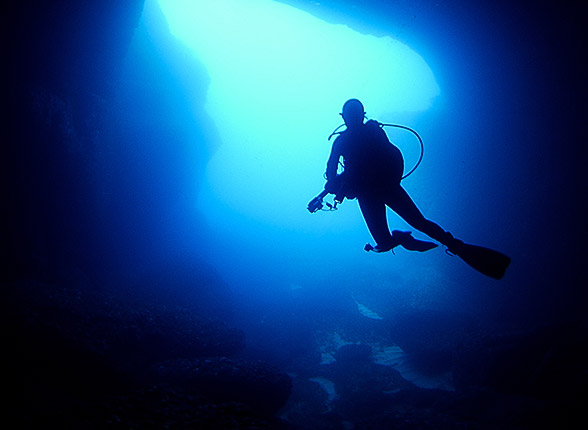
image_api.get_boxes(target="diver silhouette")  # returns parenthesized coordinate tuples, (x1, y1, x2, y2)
(309, 98, 511, 279)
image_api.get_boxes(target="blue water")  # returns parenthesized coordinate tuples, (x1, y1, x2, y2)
(142, 0, 584, 324)
(5, 0, 585, 427)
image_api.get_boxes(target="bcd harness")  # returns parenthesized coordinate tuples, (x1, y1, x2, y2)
(307, 121, 424, 213)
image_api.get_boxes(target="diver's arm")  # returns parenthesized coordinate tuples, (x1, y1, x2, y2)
(324, 140, 344, 195)
(325, 139, 342, 181)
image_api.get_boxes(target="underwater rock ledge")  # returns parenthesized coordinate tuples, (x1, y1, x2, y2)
(6, 279, 291, 428)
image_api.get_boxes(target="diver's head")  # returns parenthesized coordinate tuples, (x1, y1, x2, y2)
(341, 98, 365, 130)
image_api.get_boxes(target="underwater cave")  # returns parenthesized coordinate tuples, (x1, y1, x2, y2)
(3, 0, 587, 428)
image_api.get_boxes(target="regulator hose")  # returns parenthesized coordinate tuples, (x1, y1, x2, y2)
(378, 122, 424, 180)
(327, 121, 425, 180)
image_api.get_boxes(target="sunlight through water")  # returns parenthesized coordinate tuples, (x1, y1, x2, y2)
(157, 0, 439, 229)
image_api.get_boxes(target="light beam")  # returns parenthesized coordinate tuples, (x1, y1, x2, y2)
(157, 0, 439, 228)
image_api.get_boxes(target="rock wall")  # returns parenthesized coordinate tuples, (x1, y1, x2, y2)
(1, 4, 289, 425)
(4, 0, 140, 281)
(2, 0, 218, 284)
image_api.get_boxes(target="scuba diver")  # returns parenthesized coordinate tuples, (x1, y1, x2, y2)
(308, 98, 510, 279)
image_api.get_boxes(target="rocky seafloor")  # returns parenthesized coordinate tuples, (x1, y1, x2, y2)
(5, 275, 586, 429)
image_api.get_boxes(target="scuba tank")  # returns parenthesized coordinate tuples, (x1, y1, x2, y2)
(328, 120, 424, 181)
(308, 121, 424, 212)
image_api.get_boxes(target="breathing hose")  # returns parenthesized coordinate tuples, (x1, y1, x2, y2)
(379, 123, 424, 180)
(327, 121, 425, 180)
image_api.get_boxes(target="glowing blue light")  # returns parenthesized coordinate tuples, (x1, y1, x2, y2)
(157, 0, 439, 229)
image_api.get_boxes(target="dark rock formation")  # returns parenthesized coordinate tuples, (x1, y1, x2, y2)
(453, 323, 588, 405)
(389, 309, 483, 375)
(5, 279, 292, 428)
(153, 357, 292, 417)
(327, 361, 414, 422)
(9, 279, 245, 368)
(334, 343, 373, 364)
(3, 0, 218, 284)
(2, 1, 292, 427)
(3, 0, 144, 282)
(98, 384, 287, 429)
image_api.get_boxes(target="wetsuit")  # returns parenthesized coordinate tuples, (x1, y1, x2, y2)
(325, 120, 450, 249)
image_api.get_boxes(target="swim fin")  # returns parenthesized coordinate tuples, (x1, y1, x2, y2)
(446, 240, 511, 280)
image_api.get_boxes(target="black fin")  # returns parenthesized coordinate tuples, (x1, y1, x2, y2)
(450, 242, 511, 280)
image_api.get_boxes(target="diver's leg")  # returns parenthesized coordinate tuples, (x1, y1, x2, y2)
(358, 195, 396, 251)
(385, 187, 510, 278)
(386, 186, 460, 249)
